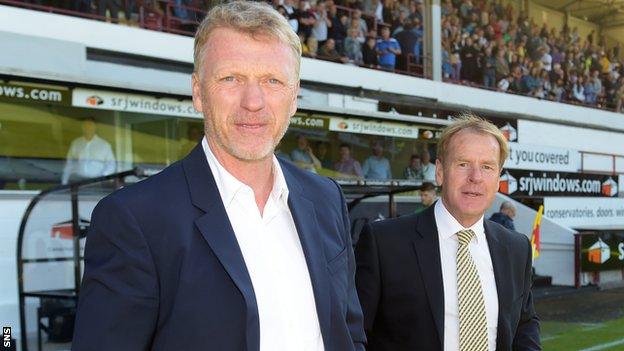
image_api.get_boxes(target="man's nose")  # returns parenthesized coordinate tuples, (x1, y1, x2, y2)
(468, 165, 484, 182)
(240, 81, 265, 112)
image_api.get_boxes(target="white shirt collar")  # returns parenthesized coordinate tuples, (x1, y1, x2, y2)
(202, 137, 289, 209)
(434, 199, 485, 243)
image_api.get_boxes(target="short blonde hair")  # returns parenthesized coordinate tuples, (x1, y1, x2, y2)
(193, 1, 302, 76)
(436, 113, 509, 169)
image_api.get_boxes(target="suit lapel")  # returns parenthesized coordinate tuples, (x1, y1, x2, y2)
(484, 220, 511, 350)
(281, 163, 331, 347)
(182, 143, 260, 351)
(412, 205, 445, 349)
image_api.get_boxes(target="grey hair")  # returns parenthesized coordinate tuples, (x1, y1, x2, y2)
(193, 1, 302, 77)
(500, 201, 516, 211)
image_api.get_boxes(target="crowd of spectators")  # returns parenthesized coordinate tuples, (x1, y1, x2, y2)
(16, 0, 624, 112)
(284, 135, 437, 182)
(441, 0, 624, 111)
(273, 0, 426, 72)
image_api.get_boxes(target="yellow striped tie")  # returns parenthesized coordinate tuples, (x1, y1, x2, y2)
(456, 229, 488, 351)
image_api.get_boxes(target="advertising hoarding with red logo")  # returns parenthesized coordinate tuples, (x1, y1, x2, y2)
(72, 88, 202, 118)
(499, 170, 618, 197)
(328, 117, 420, 139)
(580, 232, 624, 271)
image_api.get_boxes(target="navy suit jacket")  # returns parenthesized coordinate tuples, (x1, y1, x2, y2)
(355, 204, 540, 351)
(72, 143, 366, 351)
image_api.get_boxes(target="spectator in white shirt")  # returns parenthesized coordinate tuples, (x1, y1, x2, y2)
(419, 149, 436, 184)
(540, 46, 552, 71)
(62, 117, 116, 184)
(312, 1, 331, 47)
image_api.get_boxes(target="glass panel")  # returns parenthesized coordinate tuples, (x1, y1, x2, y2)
(282, 125, 437, 181)
(0, 100, 203, 191)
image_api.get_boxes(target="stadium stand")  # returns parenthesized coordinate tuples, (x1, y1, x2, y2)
(2, 0, 623, 113)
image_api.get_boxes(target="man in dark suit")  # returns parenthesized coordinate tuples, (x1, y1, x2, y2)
(72, 2, 365, 350)
(355, 114, 540, 351)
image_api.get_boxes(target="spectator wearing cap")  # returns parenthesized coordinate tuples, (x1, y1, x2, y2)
(375, 26, 402, 70)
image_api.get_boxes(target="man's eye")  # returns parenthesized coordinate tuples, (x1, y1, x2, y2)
(222, 76, 235, 82)
(268, 78, 282, 85)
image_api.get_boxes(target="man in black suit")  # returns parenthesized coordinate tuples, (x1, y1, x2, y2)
(355, 114, 540, 351)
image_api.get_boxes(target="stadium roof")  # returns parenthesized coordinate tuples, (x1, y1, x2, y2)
(532, 0, 624, 29)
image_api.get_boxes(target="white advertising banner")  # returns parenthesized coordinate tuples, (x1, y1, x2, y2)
(504, 142, 580, 172)
(329, 117, 419, 139)
(543, 197, 624, 229)
(72, 88, 203, 118)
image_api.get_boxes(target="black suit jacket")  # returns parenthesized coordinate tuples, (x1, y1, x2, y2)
(72, 143, 366, 351)
(355, 204, 540, 351)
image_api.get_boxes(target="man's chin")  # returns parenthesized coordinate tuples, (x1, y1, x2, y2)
(227, 145, 275, 162)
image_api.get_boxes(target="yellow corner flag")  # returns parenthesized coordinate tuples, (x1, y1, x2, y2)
(531, 205, 544, 259)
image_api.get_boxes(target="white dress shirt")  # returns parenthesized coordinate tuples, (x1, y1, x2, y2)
(434, 200, 499, 351)
(202, 138, 324, 351)
(62, 135, 116, 184)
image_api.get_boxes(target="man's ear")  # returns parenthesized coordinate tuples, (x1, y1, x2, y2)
(435, 158, 444, 186)
(191, 73, 203, 113)
(289, 80, 300, 117)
